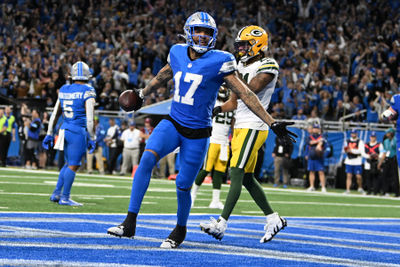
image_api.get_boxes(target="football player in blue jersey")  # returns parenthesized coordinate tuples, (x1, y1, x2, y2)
(107, 12, 296, 248)
(42, 61, 97, 206)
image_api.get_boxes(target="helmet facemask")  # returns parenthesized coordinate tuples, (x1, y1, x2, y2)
(183, 12, 218, 54)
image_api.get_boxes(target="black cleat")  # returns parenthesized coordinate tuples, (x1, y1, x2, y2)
(107, 212, 137, 238)
(160, 224, 187, 248)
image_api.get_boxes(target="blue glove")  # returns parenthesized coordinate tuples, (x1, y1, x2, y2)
(88, 139, 96, 154)
(42, 135, 54, 150)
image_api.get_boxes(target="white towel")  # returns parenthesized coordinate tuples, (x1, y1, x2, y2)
(54, 129, 65, 151)
(219, 144, 228, 161)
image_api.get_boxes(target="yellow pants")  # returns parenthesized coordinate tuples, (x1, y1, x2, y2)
(203, 143, 230, 173)
(230, 128, 268, 173)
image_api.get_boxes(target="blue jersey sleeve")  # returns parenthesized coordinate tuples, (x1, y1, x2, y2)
(83, 85, 96, 101)
(390, 94, 400, 114)
(217, 52, 237, 76)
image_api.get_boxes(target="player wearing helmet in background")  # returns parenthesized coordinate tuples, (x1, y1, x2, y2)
(107, 13, 295, 248)
(42, 61, 96, 206)
(200, 25, 288, 243)
(191, 84, 234, 210)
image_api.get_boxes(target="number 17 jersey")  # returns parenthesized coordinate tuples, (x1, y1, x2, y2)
(168, 44, 237, 129)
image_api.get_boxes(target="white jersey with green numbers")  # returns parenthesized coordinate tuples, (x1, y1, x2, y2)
(210, 100, 234, 145)
(235, 57, 279, 131)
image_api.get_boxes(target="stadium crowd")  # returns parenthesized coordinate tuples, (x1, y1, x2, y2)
(0, 0, 399, 121)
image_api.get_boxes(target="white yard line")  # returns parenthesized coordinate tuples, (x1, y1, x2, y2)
(2, 167, 400, 200)
(0, 259, 150, 267)
(0, 239, 398, 267)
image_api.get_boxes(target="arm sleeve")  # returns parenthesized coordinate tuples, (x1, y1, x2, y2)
(85, 98, 96, 140)
(47, 99, 61, 135)
(352, 140, 364, 155)
(361, 144, 369, 159)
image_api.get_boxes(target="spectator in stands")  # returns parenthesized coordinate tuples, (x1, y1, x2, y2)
(379, 128, 399, 197)
(39, 112, 49, 169)
(140, 118, 154, 158)
(0, 108, 8, 166)
(87, 116, 106, 175)
(119, 121, 145, 175)
(305, 124, 327, 193)
(291, 107, 307, 120)
(25, 109, 41, 169)
(272, 136, 293, 188)
(0, 106, 17, 167)
(344, 130, 365, 194)
(363, 132, 384, 195)
(104, 118, 120, 174)
(159, 152, 176, 179)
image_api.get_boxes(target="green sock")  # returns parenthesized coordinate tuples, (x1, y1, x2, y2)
(221, 167, 244, 220)
(212, 171, 224, 189)
(194, 169, 208, 186)
(243, 173, 273, 215)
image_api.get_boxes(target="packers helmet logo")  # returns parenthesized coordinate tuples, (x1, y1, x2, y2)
(250, 29, 263, 37)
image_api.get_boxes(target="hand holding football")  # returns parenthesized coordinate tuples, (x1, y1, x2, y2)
(119, 90, 143, 112)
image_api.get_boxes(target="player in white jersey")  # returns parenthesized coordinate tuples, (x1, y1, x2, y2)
(191, 86, 234, 209)
(200, 26, 288, 243)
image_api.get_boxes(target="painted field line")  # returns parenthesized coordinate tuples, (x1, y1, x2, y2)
(2, 190, 399, 211)
(4, 216, 400, 249)
(259, 201, 400, 208)
(0, 239, 397, 267)
(2, 168, 400, 201)
(0, 259, 150, 267)
(0, 207, 8, 209)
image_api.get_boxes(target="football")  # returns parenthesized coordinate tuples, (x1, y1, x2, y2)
(118, 90, 142, 112)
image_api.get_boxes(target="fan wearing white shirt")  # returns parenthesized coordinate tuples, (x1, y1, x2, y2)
(120, 121, 145, 175)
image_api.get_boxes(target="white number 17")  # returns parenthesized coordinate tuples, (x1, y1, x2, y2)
(173, 71, 203, 106)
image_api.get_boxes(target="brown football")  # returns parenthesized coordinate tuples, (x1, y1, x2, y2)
(119, 90, 139, 112)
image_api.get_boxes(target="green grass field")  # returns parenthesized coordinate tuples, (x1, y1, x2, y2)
(0, 167, 399, 217)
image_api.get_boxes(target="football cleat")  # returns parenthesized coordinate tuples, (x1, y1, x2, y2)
(160, 225, 187, 248)
(260, 212, 287, 243)
(50, 193, 60, 202)
(200, 217, 227, 240)
(208, 201, 224, 210)
(58, 197, 83, 206)
(107, 224, 135, 238)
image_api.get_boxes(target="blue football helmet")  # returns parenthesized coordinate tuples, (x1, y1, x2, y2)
(183, 12, 218, 53)
(70, 61, 91, 81)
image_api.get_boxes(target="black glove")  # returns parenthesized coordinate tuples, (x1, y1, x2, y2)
(212, 106, 222, 118)
(270, 121, 297, 143)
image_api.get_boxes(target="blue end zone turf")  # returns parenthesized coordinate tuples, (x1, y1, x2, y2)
(1, 213, 400, 266)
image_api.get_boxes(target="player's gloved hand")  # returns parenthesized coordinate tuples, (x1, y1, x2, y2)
(212, 106, 222, 118)
(42, 135, 54, 150)
(87, 139, 96, 154)
(270, 121, 297, 143)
